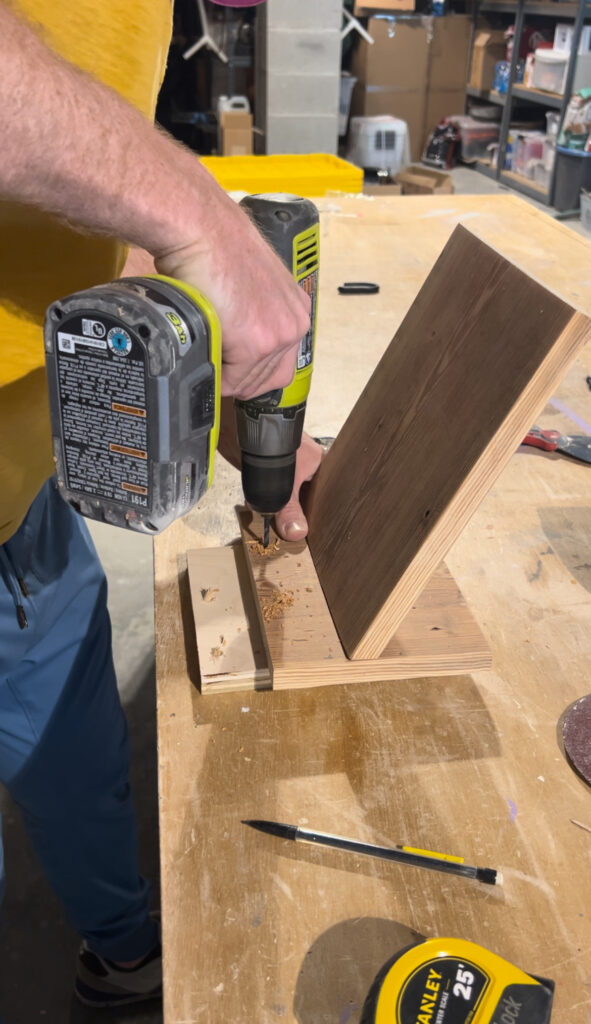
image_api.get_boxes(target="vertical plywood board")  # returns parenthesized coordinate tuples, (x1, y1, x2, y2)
(305, 224, 591, 659)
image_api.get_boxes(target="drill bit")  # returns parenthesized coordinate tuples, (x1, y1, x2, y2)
(263, 515, 271, 549)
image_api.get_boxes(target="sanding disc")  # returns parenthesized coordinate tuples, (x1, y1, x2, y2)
(563, 693, 591, 786)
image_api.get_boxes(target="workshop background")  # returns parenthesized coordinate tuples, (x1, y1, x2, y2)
(1, 0, 590, 1021)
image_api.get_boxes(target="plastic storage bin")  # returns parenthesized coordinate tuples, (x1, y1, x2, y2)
(533, 161, 551, 190)
(545, 111, 560, 138)
(533, 49, 591, 94)
(452, 116, 499, 162)
(347, 116, 410, 174)
(554, 147, 591, 211)
(513, 131, 545, 178)
(199, 154, 363, 197)
(533, 49, 567, 93)
(553, 22, 591, 54)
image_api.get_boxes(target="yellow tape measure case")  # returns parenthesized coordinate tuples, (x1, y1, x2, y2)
(361, 938, 554, 1024)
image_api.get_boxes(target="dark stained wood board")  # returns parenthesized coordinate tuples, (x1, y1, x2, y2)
(305, 224, 591, 659)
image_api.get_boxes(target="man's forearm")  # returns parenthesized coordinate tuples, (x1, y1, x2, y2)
(0, 5, 230, 257)
(1, 4, 312, 399)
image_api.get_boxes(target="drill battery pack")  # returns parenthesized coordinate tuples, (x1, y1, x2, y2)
(44, 275, 221, 533)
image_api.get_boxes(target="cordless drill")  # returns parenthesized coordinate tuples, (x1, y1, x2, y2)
(235, 194, 319, 546)
(43, 193, 318, 538)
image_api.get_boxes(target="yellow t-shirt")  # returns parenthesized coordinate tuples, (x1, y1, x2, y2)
(0, 0, 172, 543)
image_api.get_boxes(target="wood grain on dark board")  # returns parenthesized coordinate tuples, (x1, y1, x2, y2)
(305, 224, 591, 659)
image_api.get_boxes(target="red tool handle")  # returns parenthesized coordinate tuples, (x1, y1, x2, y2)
(522, 426, 561, 451)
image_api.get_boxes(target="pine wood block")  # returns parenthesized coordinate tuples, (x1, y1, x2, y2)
(305, 224, 591, 660)
(187, 511, 492, 693)
(187, 546, 270, 693)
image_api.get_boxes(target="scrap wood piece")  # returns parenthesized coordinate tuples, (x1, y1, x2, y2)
(305, 224, 591, 660)
(237, 509, 491, 691)
(187, 546, 270, 693)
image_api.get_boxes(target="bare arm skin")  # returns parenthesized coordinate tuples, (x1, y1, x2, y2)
(0, 4, 310, 399)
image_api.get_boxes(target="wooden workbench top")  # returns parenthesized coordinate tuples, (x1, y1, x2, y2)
(154, 194, 591, 1024)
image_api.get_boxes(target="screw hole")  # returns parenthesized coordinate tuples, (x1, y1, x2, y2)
(51, 306, 64, 321)
(138, 323, 150, 339)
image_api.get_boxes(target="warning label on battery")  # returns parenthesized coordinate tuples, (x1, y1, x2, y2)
(56, 322, 150, 509)
(297, 271, 317, 370)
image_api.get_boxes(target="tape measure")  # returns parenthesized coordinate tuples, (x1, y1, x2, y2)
(361, 938, 554, 1024)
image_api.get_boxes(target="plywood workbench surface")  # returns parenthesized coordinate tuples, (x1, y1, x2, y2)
(154, 195, 591, 1024)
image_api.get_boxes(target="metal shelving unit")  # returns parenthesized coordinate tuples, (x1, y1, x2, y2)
(467, 0, 591, 205)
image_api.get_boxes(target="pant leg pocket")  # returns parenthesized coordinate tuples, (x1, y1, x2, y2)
(13, 478, 73, 587)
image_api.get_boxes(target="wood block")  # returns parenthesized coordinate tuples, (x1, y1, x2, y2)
(186, 511, 491, 693)
(305, 224, 591, 659)
(187, 546, 270, 693)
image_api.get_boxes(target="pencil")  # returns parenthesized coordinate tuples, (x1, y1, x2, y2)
(243, 819, 501, 886)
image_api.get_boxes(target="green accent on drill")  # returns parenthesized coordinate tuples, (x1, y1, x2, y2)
(146, 275, 222, 489)
(277, 222, 320, 410)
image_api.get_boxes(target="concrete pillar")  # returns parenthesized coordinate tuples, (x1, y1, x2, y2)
(256, 0, 342, 155)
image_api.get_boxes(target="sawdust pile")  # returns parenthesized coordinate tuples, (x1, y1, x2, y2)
(260, 589, 294, 622)
(248, 538, 280, 557)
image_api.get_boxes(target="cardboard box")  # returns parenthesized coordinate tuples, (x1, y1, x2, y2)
(395, 164, 454, 194)
(351, 16, 471, 159)
(351, 18, 429, 160)
(219, 110, 253, 156)
(423, 16, 472, 153)
(423, 90, 466, 148)
(468, 30, 507, 91)
(222, 129, 253, 157)
(354, 0, 416, 12)
(363, 183, 403, 195)
(429, 16, 472, 91)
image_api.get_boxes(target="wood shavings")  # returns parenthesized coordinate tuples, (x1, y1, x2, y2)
(248, 538, 280, 557)
(201, 587, 219, 602)
(260, 589, 295, 622)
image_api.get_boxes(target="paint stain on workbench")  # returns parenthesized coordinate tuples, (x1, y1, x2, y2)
(538, 507, 591, 593)
(507, 799, 518, 822)
(338, 1003, 359, 1024)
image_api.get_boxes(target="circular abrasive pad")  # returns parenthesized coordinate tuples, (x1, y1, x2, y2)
(563, 693, 591, 786)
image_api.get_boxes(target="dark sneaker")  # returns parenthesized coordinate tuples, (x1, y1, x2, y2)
(74, 925, 162, 1008)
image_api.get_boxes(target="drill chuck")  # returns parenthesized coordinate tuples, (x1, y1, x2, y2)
(241, 454, 295, 515)
(236, 397, 307, 514)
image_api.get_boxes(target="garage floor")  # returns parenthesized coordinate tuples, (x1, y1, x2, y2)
(0, 165, 586, 1024)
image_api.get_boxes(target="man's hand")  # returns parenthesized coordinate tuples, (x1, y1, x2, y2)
(274, 434, 324, 542)
(154, 205, 311, 400)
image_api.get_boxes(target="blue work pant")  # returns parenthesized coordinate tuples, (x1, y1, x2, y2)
(0, 479, 157, 961)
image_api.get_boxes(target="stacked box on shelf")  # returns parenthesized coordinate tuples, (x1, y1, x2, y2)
(351, 15, 471, 161)
(469, 30, 507, 91)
